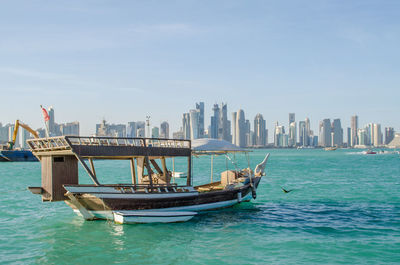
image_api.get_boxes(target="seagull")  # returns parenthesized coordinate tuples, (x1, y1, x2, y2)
(281, 187, 293, 193)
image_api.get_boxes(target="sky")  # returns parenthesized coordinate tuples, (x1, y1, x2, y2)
(0, 0, 399, 138)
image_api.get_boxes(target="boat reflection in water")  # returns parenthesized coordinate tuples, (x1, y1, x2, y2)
(27, 136, 269, 224)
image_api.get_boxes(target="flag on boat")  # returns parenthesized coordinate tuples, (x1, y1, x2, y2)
(41, 105, 50, 122)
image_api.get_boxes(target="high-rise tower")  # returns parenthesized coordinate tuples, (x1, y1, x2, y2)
(351, 115, 358, 147)
(254, 114, 266, 146)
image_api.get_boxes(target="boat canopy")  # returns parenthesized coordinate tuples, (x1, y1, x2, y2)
(192, 138, 247, 155)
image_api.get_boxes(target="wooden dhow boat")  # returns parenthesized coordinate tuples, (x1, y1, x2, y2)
(27, 136, 269, 223)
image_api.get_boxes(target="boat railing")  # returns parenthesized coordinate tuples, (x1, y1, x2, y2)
(65, 183, 196, 193)
(28, 136, 191, 152)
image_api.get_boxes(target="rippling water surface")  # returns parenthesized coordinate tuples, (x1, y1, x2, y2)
(1, 149, 399, 264)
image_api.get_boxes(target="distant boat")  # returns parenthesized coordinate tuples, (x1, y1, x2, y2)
(0, 149, 38, 162)
(172, 172, 187, 178)
(324, 147, 337, 151)
(365, 149, 377, 155)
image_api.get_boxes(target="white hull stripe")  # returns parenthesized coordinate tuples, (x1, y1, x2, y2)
(75, 199, 242, 220)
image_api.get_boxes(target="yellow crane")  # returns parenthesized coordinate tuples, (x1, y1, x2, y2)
(8, 120, 39, 150)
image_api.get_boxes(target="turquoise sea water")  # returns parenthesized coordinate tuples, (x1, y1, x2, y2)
(1, 149, 399, 264)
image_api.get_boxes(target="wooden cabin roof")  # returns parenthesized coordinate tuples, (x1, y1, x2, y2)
(27, 136, 191, 158)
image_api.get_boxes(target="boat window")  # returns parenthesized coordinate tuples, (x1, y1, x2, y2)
(53, 156, 65, 163)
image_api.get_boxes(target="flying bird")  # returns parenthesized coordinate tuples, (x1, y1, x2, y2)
(281, 187, 293, 193)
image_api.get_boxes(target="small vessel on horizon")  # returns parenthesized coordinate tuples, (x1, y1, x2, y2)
(324, 146, 338, 151)
(0, 120, 39, 162)
(364, 149, 377, 155)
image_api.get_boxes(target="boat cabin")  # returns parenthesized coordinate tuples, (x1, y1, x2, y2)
(27, 136, 192, 201)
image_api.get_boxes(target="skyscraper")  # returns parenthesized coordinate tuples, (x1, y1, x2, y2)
(385, 127, 395, 145)
(48, 106, 55, 136)
(210, 103, 231, 142)
(373, 123, 382, 146)
(319, 119, 332, 147)
(60, 122, 79, 136)
(235, 109, 246, 147)
(299, 121, 306, 146)
(182, 113, 191, 140)
(289, 113, 295, 125)
(351, 115, 358, 147)
(254, 113, 266, 146)
(210, 104, 220, 139)
(288, 122, 297, 147)
(232, 112, 237, 145)
(195, 102, 204, 138)
(274, 122, 286, 147)
(127, 122, 137, 137)
(160, 122, 169, 139)
(347, 127, 351, 147)
(189, 109, 199, 140)
(152, 127, 159, 138)
(331, 119, 343, 147)
(19, 126, 31, 149)
(219, 103, 231, 142)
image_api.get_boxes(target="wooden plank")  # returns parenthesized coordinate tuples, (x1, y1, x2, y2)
(150, 159, 163, 174)
(69, 145, 191, 158)
(144, 156, 154, 190)
(186, 156, 192, 186)
(130, 158, 136, 185)
(88, 158, 96, 178)
(161, 157, 168, 179)
(75, 154, 100, 186)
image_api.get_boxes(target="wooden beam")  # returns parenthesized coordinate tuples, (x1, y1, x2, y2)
(186, 155, 191, 186)
(144, 156, 154, 190)
(88, 158, 96, 178)
(74, 154, 100, 186)
(150, 159, 163, 174)
(130, 158, 136, 185)
(161, 157, 167, 179)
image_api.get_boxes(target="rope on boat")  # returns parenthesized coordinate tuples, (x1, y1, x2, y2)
(246, 152, 257, 199)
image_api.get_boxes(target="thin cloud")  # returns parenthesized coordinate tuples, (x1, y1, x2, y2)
(0, 67, 103, 88)
(128, 23, 196, 35)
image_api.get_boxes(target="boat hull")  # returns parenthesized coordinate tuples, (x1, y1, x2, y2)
(0, 150, 38, 162)
(64, 177, 261, 220)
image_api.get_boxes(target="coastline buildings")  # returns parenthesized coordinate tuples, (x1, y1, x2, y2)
(96, 120, 125, 137)
(180, 102, 205, 140)
(318, 118, 343, 147)
(210, 103, 231, 142)
(356, 123, 383, 147)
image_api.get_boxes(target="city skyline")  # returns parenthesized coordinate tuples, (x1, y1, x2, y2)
(0, 1, 399, 137)
(2, 103, 396, 149)
(1, 103, 398, 140)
